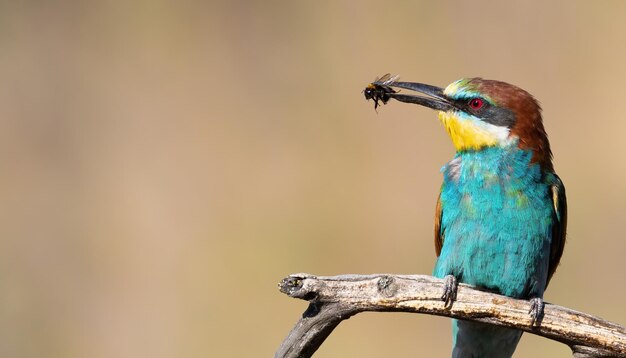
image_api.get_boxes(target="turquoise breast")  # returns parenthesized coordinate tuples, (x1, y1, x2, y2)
(433, 143, 555, 298)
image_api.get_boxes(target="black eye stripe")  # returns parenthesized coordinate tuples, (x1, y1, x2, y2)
(453, 99, 516, 128)
(455, 98, 490, 112)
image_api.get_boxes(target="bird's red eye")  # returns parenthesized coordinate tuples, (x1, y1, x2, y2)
(469, 98, 484, 110)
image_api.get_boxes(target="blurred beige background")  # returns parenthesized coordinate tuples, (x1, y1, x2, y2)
(1, 1, 625, 357)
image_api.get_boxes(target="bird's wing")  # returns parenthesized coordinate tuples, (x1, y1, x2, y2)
(434, 194, 444, 257)
(547, 174, 567, 285)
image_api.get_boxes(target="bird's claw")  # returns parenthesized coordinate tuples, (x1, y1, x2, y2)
(441, 275, 458, 308)
(528, 297, 544, 327)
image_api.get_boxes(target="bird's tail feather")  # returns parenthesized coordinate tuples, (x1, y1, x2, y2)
(452, 319, 523, 358)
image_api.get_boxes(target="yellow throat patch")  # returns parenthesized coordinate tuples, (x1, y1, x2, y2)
(438, 111, 504, 151)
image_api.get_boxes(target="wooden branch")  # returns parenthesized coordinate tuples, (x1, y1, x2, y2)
(275, 274, 626, 358)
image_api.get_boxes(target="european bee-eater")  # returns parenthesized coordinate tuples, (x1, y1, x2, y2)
(365, 76, 567, 357)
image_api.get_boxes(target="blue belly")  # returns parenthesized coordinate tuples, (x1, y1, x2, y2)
(433, 146, 555, 299)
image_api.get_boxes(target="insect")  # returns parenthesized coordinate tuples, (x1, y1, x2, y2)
(363, 73, 399, 111)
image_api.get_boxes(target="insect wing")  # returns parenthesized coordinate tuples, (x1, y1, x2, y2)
(374, 73, 399, 86)
(374, 73, 391, 83)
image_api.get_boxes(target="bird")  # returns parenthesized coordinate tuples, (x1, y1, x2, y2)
(365, 76, 567, 357)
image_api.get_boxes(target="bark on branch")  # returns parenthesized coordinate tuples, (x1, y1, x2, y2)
(275, 274, 626, 358)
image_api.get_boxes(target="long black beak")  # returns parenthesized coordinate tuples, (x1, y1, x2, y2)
(375, 80, 454, 111)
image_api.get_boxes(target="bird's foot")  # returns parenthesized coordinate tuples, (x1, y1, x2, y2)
(441, 275, 458, 308)
(528, 297, 544, 327)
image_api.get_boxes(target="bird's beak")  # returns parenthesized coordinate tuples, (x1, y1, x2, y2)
(380, 81, 454, 112)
